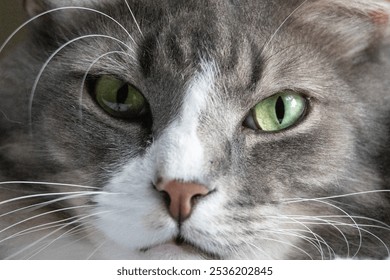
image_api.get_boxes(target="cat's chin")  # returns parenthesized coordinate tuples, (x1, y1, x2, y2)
(139, 242, 204, 260)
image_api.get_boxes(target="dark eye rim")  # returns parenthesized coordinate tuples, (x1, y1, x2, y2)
(242, 91, 311, 133)
(86, 74, 152, 123)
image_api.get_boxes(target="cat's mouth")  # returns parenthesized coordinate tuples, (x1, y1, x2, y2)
(140, 236, 221, 260)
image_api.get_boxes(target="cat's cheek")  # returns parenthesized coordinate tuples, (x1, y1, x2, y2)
(90, 157, 177, 250)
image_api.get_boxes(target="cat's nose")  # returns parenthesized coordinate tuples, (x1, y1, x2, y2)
(156, 180, 210, 222)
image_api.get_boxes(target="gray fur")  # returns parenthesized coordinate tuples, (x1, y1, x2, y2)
(0, 0, 389, 259)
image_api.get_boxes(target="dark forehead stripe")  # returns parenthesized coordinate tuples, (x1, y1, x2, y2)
(137, 2, 246, 77)
(139, 34, 158, 77)
(250, 44, 265, 90)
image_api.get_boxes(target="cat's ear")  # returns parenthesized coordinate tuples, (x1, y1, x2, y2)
(298, 0, 390, 62)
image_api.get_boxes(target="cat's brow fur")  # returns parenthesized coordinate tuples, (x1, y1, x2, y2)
(0, 0, 389, 259)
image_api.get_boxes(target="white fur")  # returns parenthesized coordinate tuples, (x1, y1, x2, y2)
(152, 61, 216, 183)
(93, 60, 218, 258)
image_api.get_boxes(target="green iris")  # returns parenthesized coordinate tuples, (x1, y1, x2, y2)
(95, 76, 146, 119)
(252, 92, 306, 132)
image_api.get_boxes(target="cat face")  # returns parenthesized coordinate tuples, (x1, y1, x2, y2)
(0, 0, 389, 259)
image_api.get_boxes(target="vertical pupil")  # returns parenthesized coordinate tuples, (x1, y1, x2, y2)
(275, 96, 285, 124)
(117, 84, 129, 104)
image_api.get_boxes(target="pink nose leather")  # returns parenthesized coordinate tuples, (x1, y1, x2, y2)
(156, 180, 209, 222)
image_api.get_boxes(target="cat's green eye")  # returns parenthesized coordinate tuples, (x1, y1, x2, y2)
(246, 92, 306, 132)
(94, 76, 146, 119)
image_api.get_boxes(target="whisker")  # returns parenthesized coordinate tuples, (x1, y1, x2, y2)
(0, 190, 110, 206)
(277, 216, 330, 259)
(0, 181, 100, 190)
(0, 204, 94, 236)
(285, 214, 388, 258)
(78, 50, 135, 120)
(0, 6, 135, 55)
(243, 240, 273, 259)
(282, 190, 390, 257)
(278, 215, 351, 258)
(27, 222, 87, 259)
(260, 0, 309, 56)
(35, 224, 103, 260)
(263, 214, 337, 259)
(28, 34, 133, 133)
(35, 223, 104, 260)
(283, 189, 390, 203)
(57, 224, 97, 246)
(293, 220, 390, 258)
(305, 199, 362, 257)
(351, 228, 389, 258)
(260, 228, 328, 259)
(10, 223, 88, 260)
(257, 236, 313, 260)
(291, 215, 390, 230)
(0, 109, 22, 124)
(87, 240, 107, 260)
(287, 220, 390, 233)
(0, 192, 101, 218)
(0, 211, 91, 244)
(5, 209, 112, 259)
(124, 0, 144, 38)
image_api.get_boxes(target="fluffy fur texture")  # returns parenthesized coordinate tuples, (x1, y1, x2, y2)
(0, 0, 389, 259)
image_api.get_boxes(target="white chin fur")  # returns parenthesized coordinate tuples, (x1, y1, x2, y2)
(141, 242, 204, 260)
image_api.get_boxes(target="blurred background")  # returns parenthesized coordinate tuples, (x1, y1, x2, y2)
(0, 0, 26, 58)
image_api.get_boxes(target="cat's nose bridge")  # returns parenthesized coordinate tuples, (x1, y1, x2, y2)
(152, 124, 206, 182)
(156, 180, 210, 222)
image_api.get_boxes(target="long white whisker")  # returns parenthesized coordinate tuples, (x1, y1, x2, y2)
(0, 6, 135, 55)
(260, 0, 309, 56)
(0, 204, 94, 236)
(287, 220, 390, 233)
(28, 34, 133, 132)
(0, 209, 92, 244)
(354, 228, 389, 257)
(0, 181, 100, 190)
(265, 215, 331, 259)
(87, 240, 107, 260)
(0, 109, 22, 124)
(27, 223, 87, 259)
(0, 192, 102, 218)
(124, 0, 144, 38)
(278, 215, 351, 258)
(290, 215, 390, 230)
(243, 240, 273, 259)
(5, 209, 112, 259)
(30, 223, 108, 260)
(299, 199, 363, 258)
(294, 219, 390, 258)
(0, 191, 110, 206)
(78, 50, 135, 120)
(276, 215, 328, 259)
(283, 190, 390, 203)
(258, 236, 313, 260)
(260, 228, 327, 259)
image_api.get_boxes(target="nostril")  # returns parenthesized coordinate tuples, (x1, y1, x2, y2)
(155, 179, 210, 222)
(191, 194, 204, 205)
(160, 190, 171, 207)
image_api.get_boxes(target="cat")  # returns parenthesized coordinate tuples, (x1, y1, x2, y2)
(0, 0, 389, 260)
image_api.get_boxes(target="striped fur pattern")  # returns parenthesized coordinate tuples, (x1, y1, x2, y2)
(0, 0, 389, 259)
